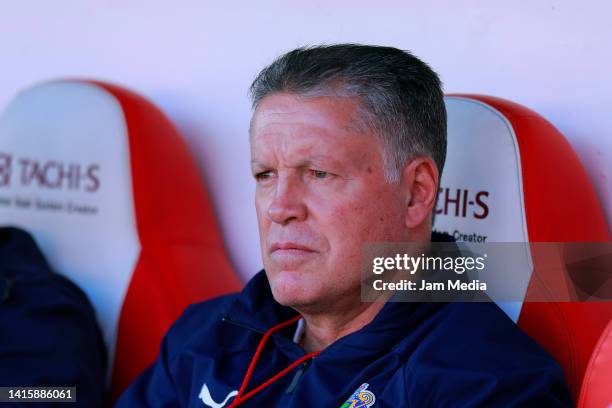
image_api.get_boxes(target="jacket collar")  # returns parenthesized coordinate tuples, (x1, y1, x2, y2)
(223, 231, 458, 353)
(222, 270, 299, 334)
(223, 269, 447, 358)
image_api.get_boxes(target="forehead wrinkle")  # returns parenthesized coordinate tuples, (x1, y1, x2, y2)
(250, 93, 366, 140)
(250, 94, 382, 172)
(252, 121, 380, 170)
(254, 98, 352, 133)
(252, 123, 335, 159)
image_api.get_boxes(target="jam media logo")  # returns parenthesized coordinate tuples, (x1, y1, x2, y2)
(435, 187, 489, 220)
(0, 153, 11, 187)
(0, 151, 100, 192)
(340, 383, 376, 408)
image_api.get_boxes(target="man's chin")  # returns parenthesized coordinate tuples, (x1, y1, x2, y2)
(267, 270, 320, 309)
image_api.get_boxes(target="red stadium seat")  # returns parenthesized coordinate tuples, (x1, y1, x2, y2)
(437, 94, 612, 403)
(579, 319, 612, 407)
(0, 80, 243, 402)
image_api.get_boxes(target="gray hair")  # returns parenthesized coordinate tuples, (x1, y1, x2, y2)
(249, 44, 447, 183)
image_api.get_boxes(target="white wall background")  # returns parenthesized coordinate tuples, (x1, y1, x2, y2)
(1, 0, 610, 281)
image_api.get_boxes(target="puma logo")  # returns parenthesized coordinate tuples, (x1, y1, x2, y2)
(199, 383, 238, 408)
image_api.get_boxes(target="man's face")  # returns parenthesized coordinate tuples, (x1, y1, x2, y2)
(250, 93, 407, 312)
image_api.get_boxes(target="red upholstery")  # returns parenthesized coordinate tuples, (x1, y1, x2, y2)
(579, 319, 612, 407)
(90, 82, 243, 401)
(449, 94, 612, 401)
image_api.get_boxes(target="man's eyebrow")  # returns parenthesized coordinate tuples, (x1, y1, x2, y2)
(250, 160, 267, 170)
(298, 155, 345, 167)
(250, 155, 347, 169)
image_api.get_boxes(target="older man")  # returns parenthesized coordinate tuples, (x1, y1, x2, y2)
(117, 44, 571, 407)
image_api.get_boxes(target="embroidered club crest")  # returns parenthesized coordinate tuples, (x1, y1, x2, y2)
(340, 383, 376, 408)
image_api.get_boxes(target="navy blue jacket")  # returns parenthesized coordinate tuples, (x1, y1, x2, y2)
(116, 269, 571, 407)
(0, 227, 107, 407)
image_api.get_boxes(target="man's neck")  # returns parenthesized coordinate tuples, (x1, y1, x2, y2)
(298, 299, 387, 353)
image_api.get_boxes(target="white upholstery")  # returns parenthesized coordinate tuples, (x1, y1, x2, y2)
(0, 82, 140, 372)
(434, 96, 534, 321)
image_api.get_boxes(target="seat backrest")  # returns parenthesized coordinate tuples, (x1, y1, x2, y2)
(578, 319, 612, 407)
(0, 80, 243, 400)
(435, 94, 611, 400)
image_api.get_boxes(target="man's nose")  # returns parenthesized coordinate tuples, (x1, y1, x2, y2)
(267, 176, 307, 225)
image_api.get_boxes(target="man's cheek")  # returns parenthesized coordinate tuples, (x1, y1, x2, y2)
(333, 202, 377, 233)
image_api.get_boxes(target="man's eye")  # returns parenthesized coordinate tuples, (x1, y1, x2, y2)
(254, 171, 273, 181)
(310, 170, 330, 179)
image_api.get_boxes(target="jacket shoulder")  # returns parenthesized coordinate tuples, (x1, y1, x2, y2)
(163, 293, 240, 360)
(411, 302, 562, 367)
(399, 302, 572, 406)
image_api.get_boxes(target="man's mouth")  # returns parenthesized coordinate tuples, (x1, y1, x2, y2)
(269, 242, 317, 265)
(270, 242, 316, 253)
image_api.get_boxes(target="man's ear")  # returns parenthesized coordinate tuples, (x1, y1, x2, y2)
(401, 157, 439, 229)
